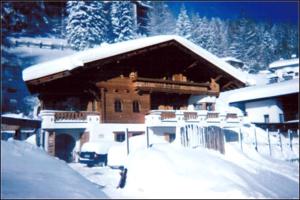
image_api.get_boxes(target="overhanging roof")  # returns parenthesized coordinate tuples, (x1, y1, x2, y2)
(22, 35, 250, 85)
(219, 78, 299, 103)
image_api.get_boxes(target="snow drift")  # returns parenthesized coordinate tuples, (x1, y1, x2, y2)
(1, 139, 107, 199)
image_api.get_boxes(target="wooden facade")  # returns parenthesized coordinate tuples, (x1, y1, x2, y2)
(25, 39, 245, 125)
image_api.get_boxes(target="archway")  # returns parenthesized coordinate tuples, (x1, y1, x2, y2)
(55, 134, 76, 163)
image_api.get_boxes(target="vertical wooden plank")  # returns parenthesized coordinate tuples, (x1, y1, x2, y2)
(267, 128, 272, 156)
(239, 128, 243, 152)
(254, 127, 258, 152)
(278, 129, 282, 152)
(288, 129, 293, 150)
(48, 132, 55, 156)
(146, 126, 150, 148)
(126, 128, 129, 155)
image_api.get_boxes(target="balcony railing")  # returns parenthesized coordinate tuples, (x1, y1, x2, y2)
(207, 112, 219, 119)
(54, 111, 100, 121)
(184, 112, 198, 120)
(133, 77, 211, 95)
(160, 111, 176, 120)
(146, 110, 242, 127)
(226, 113, 237, 119)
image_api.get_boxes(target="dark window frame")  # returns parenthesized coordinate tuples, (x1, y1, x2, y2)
(132, 100, 140, 113)
(114, 99, 122, 112)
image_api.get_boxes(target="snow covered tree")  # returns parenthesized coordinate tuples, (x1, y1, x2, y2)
(111, 1, 137, 43)
(66, 1, 109, 51)
(1, 2, 50, 35)
(175, 4, 192, 39)
(146, 2, 175, 36)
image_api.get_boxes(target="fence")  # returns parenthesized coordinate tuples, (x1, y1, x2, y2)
(7, 39, 71, 50)
(236, 127, 299, 160)
(180, 125, 225, 154)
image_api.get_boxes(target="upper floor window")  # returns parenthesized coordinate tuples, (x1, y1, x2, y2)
(114, 99, 122, 112)
(132, 100, 140, 113)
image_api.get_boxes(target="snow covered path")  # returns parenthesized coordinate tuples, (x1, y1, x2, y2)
(1, 140, 107, 199)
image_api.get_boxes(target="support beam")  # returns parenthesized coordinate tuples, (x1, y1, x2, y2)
(183, 60, 198, 72)
(222, 81, 234, 90)
(214, 75, 223, 82)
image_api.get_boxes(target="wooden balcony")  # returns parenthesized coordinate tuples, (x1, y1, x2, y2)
(40, 110, 101, 129)
(133, 77, 211, 95)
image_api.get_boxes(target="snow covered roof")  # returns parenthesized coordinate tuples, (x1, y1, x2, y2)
(269, 58, 299, 69)
(23, 35, 250, 85)
(219, 78, 299, 103)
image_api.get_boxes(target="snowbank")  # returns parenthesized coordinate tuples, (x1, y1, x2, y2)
(107, 134, 167, 167)
(68, 131, 299, 199)
(1, 140, 107, 198)
(119, 142, 298, 199)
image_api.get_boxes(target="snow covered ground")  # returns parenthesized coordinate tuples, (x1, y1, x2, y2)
(69, 134, 299, 199)
(2, 131, 298, 198)
(1, 139, 107, 199)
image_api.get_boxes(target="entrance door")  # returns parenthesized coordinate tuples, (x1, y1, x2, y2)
(55, 134, 75, 162)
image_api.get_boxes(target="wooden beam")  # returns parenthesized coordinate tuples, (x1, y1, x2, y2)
(214, 75, 223, 82)
(222, 81, 234, 90)
(183, 60, 198, 72)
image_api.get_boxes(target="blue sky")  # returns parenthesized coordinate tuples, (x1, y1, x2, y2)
(167, 1, 299, 24)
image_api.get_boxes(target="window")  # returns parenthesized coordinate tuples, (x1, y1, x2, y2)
(114, 132, 125, 142)
(193, 103, 202, 110)
(206, 103, 214, 111)
(264, 114, 270, 123)
(114, 99, 122, 112)
(279, 114, 284, 123)
(132, 100, 140, 113)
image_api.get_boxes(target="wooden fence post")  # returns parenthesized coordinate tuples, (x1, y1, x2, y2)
(288, 129, 293, 151)
(267, 128, 272, 156)
(146, 126, 150, 148)
(126, 128, 129, 155)
(278, 129, 282, 152)
(254, 127, 258, 152)
(239, 128, 243, 152)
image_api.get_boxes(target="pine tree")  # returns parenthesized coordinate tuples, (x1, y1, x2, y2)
(175, 4, 192, 39)
(111, 1, 136, 43)
(66, 1, 109, 51)
(146, 2, 175, 36)
(190, 14, 210, 50)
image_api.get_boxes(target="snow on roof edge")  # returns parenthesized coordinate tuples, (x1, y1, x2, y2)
(269, 58, 299, 69)
(22, 35, 248, 84)
(219, 78, 299, 103)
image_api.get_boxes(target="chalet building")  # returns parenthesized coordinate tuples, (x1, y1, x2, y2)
(23, 35, 250, 161)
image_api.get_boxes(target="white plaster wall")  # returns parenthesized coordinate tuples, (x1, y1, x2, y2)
(88, 123, 146, 142)
(245, 99, 283, 123)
